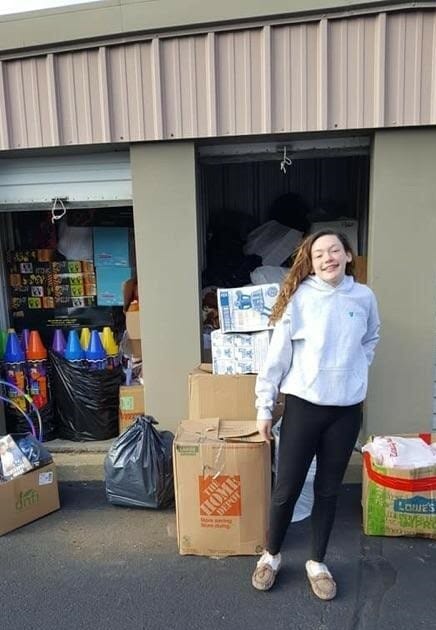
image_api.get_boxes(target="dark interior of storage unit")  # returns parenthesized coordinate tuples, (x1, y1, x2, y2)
(197, 149, 370, 359)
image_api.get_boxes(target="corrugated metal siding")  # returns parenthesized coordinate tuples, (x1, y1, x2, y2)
(0, 8, 435, 150)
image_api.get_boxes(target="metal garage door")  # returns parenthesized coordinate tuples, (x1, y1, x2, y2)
(0, 151, 131, 206)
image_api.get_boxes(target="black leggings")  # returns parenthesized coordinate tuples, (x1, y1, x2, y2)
(268, 394, 361, 561)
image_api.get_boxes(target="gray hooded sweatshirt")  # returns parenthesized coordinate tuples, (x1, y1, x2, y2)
(255, 274, 380, 420)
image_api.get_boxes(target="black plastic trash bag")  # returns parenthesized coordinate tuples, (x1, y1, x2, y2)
(104, 416, 175, 509)
(5, 400, 57, 443)
(50, 351, 123, 441)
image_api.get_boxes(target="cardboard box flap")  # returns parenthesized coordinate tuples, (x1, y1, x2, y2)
(198, 363, 213, 374)
(175, 418, 262, 443)
(217, 420, 263, 442)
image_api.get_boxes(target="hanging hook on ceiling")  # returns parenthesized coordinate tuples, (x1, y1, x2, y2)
(280, 146, 293, 174)
(50, 197, 67, 224)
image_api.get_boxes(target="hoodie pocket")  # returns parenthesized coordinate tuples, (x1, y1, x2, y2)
(306, 368, 365, 403)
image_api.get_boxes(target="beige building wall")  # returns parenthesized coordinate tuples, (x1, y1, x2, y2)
(366, 128, 436, 436)
(131, 142, 201, 431)
(0, 0, 386, 51)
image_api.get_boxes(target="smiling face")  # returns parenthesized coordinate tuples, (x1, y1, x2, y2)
(311, 234, 352, 286)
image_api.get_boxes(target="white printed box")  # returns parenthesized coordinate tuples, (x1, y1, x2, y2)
(211, 329, 271, 375)
(217, 284, 280, 333)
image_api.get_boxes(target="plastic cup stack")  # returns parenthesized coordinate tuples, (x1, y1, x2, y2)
(52, 329, 66, 356)
(80, 327, 91, 351)
(26, 330, 48, 408)
(20, 329, 30, 355)
(64, 330, 86, 366)
(101, 327, 119, 369)
(85, 330, 107, 370)
(4, 329, 27, 411)
(0, 329, 8, 360)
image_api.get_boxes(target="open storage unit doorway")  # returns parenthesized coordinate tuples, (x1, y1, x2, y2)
(197, 135, 371, 362)
(0, 150, 138, 440)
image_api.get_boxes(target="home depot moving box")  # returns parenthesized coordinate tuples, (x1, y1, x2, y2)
(119, 384, 145, 433)
(188, 364, 284, 421)
(123, 277, 142, 358)
(173, 418, 271, 556)
(354, 256, 367, 284)
(362, 433, 436, 539)
(0, 462, 60, 536)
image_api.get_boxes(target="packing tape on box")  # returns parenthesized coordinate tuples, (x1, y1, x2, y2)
(363, 452, 436, 492)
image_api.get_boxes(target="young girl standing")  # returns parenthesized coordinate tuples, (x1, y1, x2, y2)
(252, 229, 380, 599)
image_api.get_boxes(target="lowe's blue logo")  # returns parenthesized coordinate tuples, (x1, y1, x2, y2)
(394, 496, 436, 515)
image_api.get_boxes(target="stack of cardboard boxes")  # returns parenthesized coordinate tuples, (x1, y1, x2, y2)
(173, 282, 284, 557)
(118, 278, 145, 434)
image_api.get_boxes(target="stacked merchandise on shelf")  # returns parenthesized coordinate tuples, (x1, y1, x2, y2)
(172, 283, 283, 557)
(8, 250, 55, 312)
(49, 260, 96, 308)
(7, 250, 97, 315)
(211, 283, 280, 375)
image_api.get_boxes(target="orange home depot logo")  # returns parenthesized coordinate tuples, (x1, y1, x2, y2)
(199, 475, 241, 517)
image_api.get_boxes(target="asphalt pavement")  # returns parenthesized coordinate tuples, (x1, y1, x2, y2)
(1, 482, 435, 630)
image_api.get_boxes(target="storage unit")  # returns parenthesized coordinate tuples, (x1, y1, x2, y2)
(0, 152, 138, 438)
(197, 138, 371, 363)
(0, 2, 435, 438)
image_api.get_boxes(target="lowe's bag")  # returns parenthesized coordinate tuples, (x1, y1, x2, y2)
(272, 418, 316, 522)
(104, 416, 175, 509)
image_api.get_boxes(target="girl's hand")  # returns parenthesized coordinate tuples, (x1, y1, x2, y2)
(256, 419, 273, 442)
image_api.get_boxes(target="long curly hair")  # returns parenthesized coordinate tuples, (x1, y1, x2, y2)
(269, 229, 356, 324)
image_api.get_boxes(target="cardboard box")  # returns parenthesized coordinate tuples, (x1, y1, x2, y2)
(53, 284, 86, 298)
(123, 277, 138, 312)
(173, 418, 271, 556)
(354, 256, 367, 284)
(7, 250, 55, 264)
(54, 296, 96, 308)
(0, 462, 60, 536)
(9, 273, 51, 288)
(93, 227, 130, 267)
(217, 284, 280, 333)
(125, 308, 142, 358)
(96, 266, 133, 306)
(188, 364, 284, 421)
(126, 309, 140, 339)
(51, 261, 84, 274)
(189, 365, 257, 421)
(211, 329, 271, 375)
(119, 385, 145, 433)
(362, 433, 436, 539)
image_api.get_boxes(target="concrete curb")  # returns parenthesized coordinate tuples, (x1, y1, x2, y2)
(53, 452, 106, 482)
(53, 450, 363, 483)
